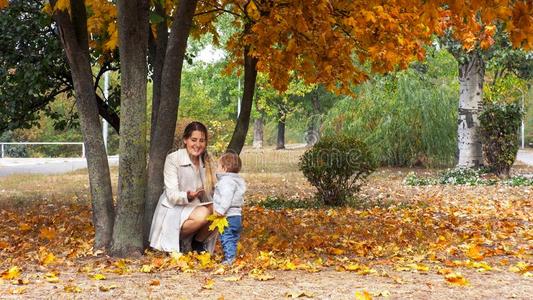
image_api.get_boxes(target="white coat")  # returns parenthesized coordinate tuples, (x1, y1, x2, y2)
(149, 149, 216, 253)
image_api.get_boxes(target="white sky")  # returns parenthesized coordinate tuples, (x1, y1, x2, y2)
(195, 45, 225, 63)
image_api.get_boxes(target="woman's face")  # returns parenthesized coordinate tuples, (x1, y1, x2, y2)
(184, 130, 206, 158)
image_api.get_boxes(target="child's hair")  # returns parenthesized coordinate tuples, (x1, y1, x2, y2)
(219, 152, 242, 173)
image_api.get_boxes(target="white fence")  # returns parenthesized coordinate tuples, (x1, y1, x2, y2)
(0, 142, 85, 158)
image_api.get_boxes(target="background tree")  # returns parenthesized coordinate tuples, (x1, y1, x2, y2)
(0, 0, 120, 135)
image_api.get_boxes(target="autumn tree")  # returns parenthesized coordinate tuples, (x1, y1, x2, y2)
(431, 1, 533, 168)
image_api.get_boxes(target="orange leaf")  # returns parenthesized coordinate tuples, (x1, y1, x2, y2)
(39, 227, 57, 240)
(445, 272, 469, 286)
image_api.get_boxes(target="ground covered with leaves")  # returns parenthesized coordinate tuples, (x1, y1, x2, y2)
(0, 149, 532, 299)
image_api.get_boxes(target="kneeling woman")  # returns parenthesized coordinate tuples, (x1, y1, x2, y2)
(149, 121, 216, 253)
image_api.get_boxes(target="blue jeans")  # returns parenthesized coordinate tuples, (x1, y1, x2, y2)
(220, 215, 242, 263)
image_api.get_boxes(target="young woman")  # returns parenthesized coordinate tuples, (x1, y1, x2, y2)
(149, 121, 216, 253)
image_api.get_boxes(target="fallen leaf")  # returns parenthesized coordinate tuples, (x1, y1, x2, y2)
(45, 272, 60, 283)
(91, 273, 106, 280)
(286, 290, 315, 298)
(202, 277, 215, 289)
(466, 244, 484, 261)
(9, 287, 27, 294)
(39, 227, 57, 240)
(64, 285, 82, 293)
(445, 272, 469, 286)
(140, 265, 153, 273)
(1, 266, 21, 280)
(149, 279, 160, 286)
(223, 275, 242, 282)
(355, 290, 373, 300)
(99, 284, 118, 291)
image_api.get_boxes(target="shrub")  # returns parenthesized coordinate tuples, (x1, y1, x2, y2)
(479, 102, 523, 178)
(299, 135, 376, 206)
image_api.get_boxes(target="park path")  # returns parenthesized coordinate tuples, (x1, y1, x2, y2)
(516, 149, 533, 166)
(0, 156, 118, 177)
(0, 149, 531, 177)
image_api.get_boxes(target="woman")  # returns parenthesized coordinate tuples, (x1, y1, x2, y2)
(149, 121, 216, 253)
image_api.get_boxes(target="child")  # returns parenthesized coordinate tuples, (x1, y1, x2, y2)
(213, 152, 246, 265)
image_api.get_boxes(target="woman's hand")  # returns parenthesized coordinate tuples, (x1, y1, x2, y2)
(187, 189, 205, 201)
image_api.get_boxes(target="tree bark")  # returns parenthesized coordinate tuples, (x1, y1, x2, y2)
(52, 0, 114, 249)
(253, 117, 264, 149)
(111, 0, 149, 257)
(148, 1, 169, 141)
(276, 110, 286, 150)
(306, 90, 321, 146)
(226, 42, 258, 154)
(457, 52, 484, 168)
(143, 0, 199, 245)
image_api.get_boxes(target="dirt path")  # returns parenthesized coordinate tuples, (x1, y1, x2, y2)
(2, 266, 531, 299)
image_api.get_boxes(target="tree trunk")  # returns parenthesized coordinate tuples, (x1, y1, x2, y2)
(457, 52, 484, 168)
(143, 0, 199, 245)
(276, 110, 286, 150)
(148, 1, 168, 142)
(52, 0, 114, 249)
(111, 0, 149, 257)
(226, 41, 258, 154)
(253, 117, 264, 149)
(306, 90, 321, 146)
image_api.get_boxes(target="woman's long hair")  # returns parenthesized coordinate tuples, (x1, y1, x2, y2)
(181, 121, 215, 198)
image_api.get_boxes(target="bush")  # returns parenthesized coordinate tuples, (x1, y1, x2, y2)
(479, 102, 523, 178)
(299, 135, 376, 206)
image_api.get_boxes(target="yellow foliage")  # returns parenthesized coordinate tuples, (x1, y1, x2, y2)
(54, 0, 70, 12)
(207, 214, 229, 234)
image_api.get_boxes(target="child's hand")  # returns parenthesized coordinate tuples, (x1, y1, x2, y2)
(213, 211, 223, 217)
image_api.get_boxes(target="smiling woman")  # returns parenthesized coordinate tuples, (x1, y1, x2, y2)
(149, 121, 217, 253)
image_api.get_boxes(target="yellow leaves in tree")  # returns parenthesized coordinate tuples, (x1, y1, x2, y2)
(104, 23, 119, 51)
(444, 272, 469, 286)
(54, 0, 70, 12)
(207, 214, 228, 234)
(0, 0, 8, 9)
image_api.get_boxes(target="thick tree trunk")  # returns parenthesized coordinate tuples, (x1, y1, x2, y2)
(226, 43, 258, 154)
(276, 111, 286, 150)
(143, 0, 199, 245)
(253, 117, 264, 149)
(457, 52, 484, 168)
(111, 0, 149, 257)
(53, 0, 114, 249)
